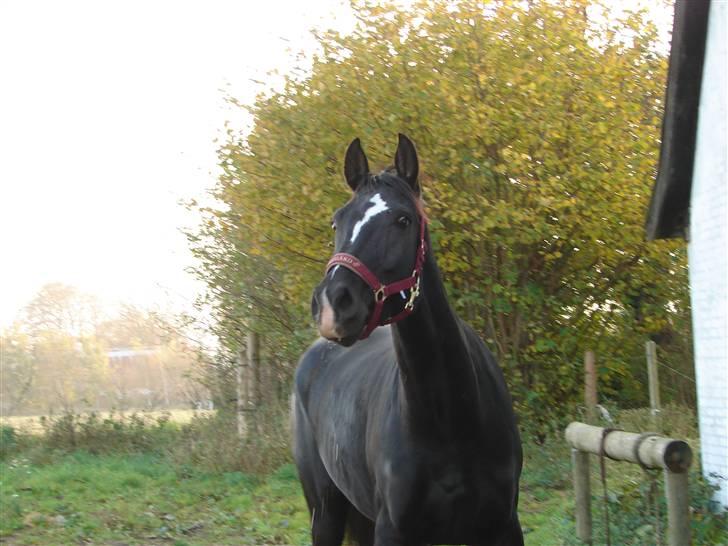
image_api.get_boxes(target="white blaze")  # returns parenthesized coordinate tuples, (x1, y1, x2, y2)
(350, 193, 389, 243)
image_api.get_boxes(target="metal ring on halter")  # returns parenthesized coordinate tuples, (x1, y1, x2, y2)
(374, 287, 386, 302)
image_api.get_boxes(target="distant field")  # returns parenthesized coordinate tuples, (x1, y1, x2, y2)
(1, 409, 211, 434)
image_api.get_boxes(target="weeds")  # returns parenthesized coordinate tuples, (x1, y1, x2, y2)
(614, 403, 699, 440)
(0, 425, 18, 459)
(7, 405, 293, 475)
(167, 404, 292, 475)
(564, 467, 728, 545)
(37, 410, 178, 456)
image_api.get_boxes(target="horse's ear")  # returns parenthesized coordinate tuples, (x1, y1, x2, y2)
(344, 138, 369, 192)
(394, 133, 419, 194)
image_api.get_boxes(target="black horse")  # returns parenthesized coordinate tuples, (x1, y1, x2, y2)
(292, 135, 523, 546)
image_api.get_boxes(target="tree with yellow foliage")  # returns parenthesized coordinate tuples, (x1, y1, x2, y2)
(190, 0, 691, 423)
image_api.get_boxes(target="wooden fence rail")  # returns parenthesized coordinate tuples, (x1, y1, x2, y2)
(565, 422, 693, 546)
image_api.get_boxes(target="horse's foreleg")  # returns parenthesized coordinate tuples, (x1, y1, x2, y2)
(372, 512, 427, 546)
(293, 404, 348, 546)
(310, 483, 349, 546)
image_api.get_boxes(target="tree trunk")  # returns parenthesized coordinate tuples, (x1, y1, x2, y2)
(236, 331, 260, 440)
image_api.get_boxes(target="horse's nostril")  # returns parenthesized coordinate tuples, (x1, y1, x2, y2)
(333, 286, 353, 311)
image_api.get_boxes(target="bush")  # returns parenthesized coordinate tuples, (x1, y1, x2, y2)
(569, 468, 728, 546)
(4, 407, 293, 476)
(614, 404, 699, 440)
(0, 424, 39, 461)
(690, 471, 728, 545)
(38, 411, 178, 455)
(0, 425, 18, 459)
(522, 429, 572, 492)
(167, 403, 292, 475)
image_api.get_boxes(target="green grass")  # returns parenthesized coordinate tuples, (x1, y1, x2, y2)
(0, 453, 310, 545)
(1, 449, 578, 545)
(1, 406, 725, 545)
(2, 449, 726, 545)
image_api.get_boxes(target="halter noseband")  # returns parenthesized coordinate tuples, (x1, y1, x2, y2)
(325, 215, 427, 340)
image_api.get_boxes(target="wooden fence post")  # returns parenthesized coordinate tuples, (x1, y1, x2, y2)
(645, 340, 661, 429)
(565, 422, 693, 546)
(572, 448, 593, 544)
(584, 350, 597, 423)
(665, 469, 691, 546)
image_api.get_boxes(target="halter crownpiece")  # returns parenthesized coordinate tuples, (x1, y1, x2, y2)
(325, 215, 427, 340)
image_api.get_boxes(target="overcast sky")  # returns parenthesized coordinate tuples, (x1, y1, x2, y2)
(0, 0, 355, 327)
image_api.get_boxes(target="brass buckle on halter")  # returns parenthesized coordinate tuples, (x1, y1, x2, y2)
(404, 273, 420, 311)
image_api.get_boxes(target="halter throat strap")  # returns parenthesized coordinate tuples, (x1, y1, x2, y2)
(325, 215, 427, 339)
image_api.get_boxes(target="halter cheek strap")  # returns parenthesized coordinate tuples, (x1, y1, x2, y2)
(325, 216, 427, 340)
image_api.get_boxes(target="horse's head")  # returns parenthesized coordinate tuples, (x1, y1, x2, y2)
(312, 134, 426, 346)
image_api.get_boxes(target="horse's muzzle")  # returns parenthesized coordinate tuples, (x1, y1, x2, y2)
(311, 272, 370, 345)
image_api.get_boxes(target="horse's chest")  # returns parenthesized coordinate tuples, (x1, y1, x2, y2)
(385, 455, 504, 540)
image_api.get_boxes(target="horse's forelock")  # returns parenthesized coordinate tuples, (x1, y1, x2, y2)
(360, 169, 427, 222)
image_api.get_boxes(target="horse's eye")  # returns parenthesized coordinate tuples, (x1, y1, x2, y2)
(397, 216, 411, 227)
(331, 221, 336, 231)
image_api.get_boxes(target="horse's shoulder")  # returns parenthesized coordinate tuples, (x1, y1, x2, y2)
(294, 337, 334, 399)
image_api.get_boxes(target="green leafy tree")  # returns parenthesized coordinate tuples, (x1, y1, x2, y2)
(191, 0, 690, 424)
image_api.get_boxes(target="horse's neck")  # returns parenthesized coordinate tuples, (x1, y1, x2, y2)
(391, 253, 484, 438)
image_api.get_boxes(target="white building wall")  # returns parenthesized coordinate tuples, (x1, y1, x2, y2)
(688, 0, 728, 510)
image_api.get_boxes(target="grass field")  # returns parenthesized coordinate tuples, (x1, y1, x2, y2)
(0, 451, 575, 546)
(0, 407, 725, 545)
(1, 453, 309, 545)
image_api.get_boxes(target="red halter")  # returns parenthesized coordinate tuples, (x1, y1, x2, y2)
(325, 216, 427, 340)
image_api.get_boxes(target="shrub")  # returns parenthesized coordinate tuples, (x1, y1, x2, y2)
(0, 425, 18, 459)
(167, 403, 292, 475)
(5, 407, 293, 475)
(690, 471, 728, 544)
(571, 468, 727, 546)
(522, 429, 572, 492)
(614, 404, 699, 440)
(38, 411, 178, 455)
